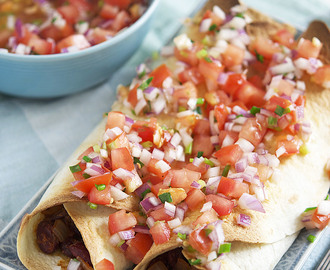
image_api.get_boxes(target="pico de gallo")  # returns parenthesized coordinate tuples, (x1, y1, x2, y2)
(66, 3, 330, 269)
(0, 0, 147, 55)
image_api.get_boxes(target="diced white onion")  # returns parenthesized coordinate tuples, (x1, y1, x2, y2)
(213, 6, 226, 20)
(174, 33, 193, 50)
(317, 200, 330, 216)
(200, 18, 212, 33)
(200, 201, 213, 213)
(235, 138, 254, 152)
(275, 146, 286, 158)
(204, 166, 221, 178)
(168, 217, 182, 229)
(140, 149, 151, 165)
(110, 186, 129, 201)
(155, 160, 171, 173)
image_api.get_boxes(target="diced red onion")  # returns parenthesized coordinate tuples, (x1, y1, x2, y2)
(126, 133, 142, 143)
(296, 106, 304, 120)
(164, 202, 176, 217)
(85, 164, 105, 176)
(192, 157, 204, 167)
(149, 196, 161, 206)
(236, 214, 251, 227)
(135, 182, 151, 198)
(134, 97, 147, 115)
(217, 72, 229, 85)
(224, 122, 234, 131)
(317, 200, 330, 216)
(206, 259, 222, 270)
(213, 5, 226, 20)
(200, 201, 213, 213)
(260, 108, 276, 117)
(278, 115, 290, 130)
(247, 152, 260, 164)
(168, 217, 182, 229)
(151, 95, 166, 115)
(134, 225, 150, 234)
(205, 176, 221, 194)
(221, 134, 235, 147)
(146, 216, 155, 228)
(140, 197, 157, 213)
(238, 193, 265, 213)
(207, 221, 225, 249)
(71, 190, 85, 199)
(118, 229, 135, 240)
(235, 157, 248, 172)
(190, 181, 201, 189)
(175, 206, 185, 222)
(120, 242, 128, 252)
(144, 86, 159, 100)
(250, 184, 266, 202)
(91, 155, 102, 164)
(104, 127, 123, 141)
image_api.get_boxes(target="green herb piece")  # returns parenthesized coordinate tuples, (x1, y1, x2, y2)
(255, 50, 264, 63)
(218, 243, 231, 254)
(307, 234, 316, 243)
(87, 202, 97, 209)
(204, 228, 213, 236)
(326, 194, 329, 200)
(222, 165, 231, 177)
(196, 98, 204, 105)
(83, 173, 91, 179)
(236, 114, 243, 118)
(78, 20, 86, 25)
(178, 106, 186, 112)
(189, 158, 194, 162)
(186, 245, 196, 253)
(284, 107, 291, 114)
(95, 184, 106, 191)
(204, 158, 214, 167)
(196, 49, 208, 59)
(117, 240, 125, 247)
(204, 56, 212, 63)
(250, 106, 260, 115)
(268, 116, 278, 128)
(235, 13, 244, 18)
(138, 69, 146, 79)
(177, 232, 187, 240)
(299, 144, 309, 155)
(131, 109, 136, 116)
(197, 151, 204, 158)
(209, 23, 217, 31)
(51, 17, 57, 24)
(195, 106, 202, 115)
(82, 155, 92, 162)
(185, 142, 193, 154)
(93, 144, 101, 153)
(134, 157, 144, 168)
(138, 77, 153, 90)
(69, 164, 81, 173)
(304, 207, 317, 212)
(188, 259, 201, 266)
(141, 189, 151, 199)
(159, 192, 173, 203)
(141, 141, 153, 148)
(275, 105, 285, 116)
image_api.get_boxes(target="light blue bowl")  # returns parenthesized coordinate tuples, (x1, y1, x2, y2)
(0, 0, 159, 98)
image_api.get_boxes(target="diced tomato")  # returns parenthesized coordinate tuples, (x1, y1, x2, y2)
(296, 38, 322, 59)
(149, 207, 173, 222)
(158, 188, 187, 205)
(228, 100, 248, 111)
(71, 162, 87, 181)
(221, 73, 246, 96)
(264, 95, 292, 111)
(239, 117, 268, 146)
(214, 144, 243, 166)
(69, 0, 91, 12)
(234, 81, 265, 108)
(171, 169, 201, 192)
(218, 130, 238, 147)
(312, 65, 330, 87)
(178, 67, 204, 85)
(272, 29, 295, 49)
(91, 28, 115, 44)
(106, 111, 126, 131)
(174, 43, 203, 66)
(100, 3, 119, 19)
(205, 194, 234, 216)
(193, 119, 211, 136)
(111, 10, 131, 32)
(56, 34, 91, 53)
(125, 233, 153, 265)
(78, 146, 94, 160)
(276, 135, 302, 156)
(111, 147, 134, 171)
(192, 209, 219, 227)
(40, 24, 74, 42)
(276, 79, 295, 96)
(28, 36, 53, 55)
(127, 84, 138, 107)
(202, 9, 223, 27)
(73, 172, 112, 193)
(188, 226, 212, 256)
(57, 4, 79, 24)
(149, 64, 172, 88)
(0, 29, 11, 48)
(214, 103, 229, 130)
(222, 44, 245, 67)
(107, 132, 129, 150)
(151, 182, 169, 196)
(95, 259, 115, 270)
(150, 222, 171, 245)
(312, 211, 330, 230)
(175, 114, 197, 128)
(192, 135, 214, 157)
(173, 81, 198, 100)
(142, 174, 163, 185)
(250, 37, 281, 59)
(147, 158, 167, 179)
(131, 118, 157, 142)
(185, 162, 209, 175)
(294, 95, 306, 107)
(185, 189, 205, 211)
(104, 0, 131, 9)
(198, 58, 224, 90)
(247, 75, 264, 90)
(88, 185, 111, 205)
(217, 177, 249, 198)
(108, 209, 137, 235)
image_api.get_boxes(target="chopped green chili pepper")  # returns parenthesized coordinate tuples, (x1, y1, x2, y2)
(95, 184, 106, 191)
(69, 164, 81, 173)
(197, 151, 204, 158)
(138, 77, 153, 90)
(82, 155, 92, 162)
(185, 142, 193, 154)
(218, 243, 231, 253)
(222, 165, 231, 177)
(177, 232, 187, 240)
(304, 207, 317, 212)
(275, 105, 286, 116)
(87, 202, 97, 209)
(188, 259, 201, 266)
(307, 234, 316, 243)
(250, 106, 260, 115)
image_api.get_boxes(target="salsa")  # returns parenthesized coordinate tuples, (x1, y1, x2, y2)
(0, 0, 147, 55)
(66, 3, 330, 269)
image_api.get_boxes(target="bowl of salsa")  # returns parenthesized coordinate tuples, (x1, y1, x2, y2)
(0, 0, 159, 98)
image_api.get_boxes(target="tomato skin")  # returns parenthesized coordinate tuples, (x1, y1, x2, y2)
(56, 34, 91, 53)
(276, 79, 294, 96)
(214, 103, 229, 130)
(239, 117, 268, 147)
(170, 169, 200, 192)
(125, 233, 153, 265)
(312, 65, 330, 86)
(276, 135, 302, 156)
(100, 3, 119, 19)
(205, 194, 234, 216)
(222, 44, 245, 67)
(131, 118, 157, 143)
(214, 145, 243, 166)
(222, 73, 246, 96)
(28, 36, 53, 55)
(147, 158, 168, 179)
(178, 67, 204, 85)
(127, 84, 138, 107)
(105, 0, 131, 9)
(73, 172, 112, 193)
(272, 29, 295, 49)
(188, 226, 212, 256)
(57, 5, 79, 24)
(192, 135, 214, 157)
(150, 222, 171, 245)
(264, 96, 292, 112)
(248, 75, 264, 90)
(149, 206, 173, 222)
(185, 189, 205, 211)
(312, 211, 330, 230)
(250, 37, 281, 59)
(88, 185, 111, 205)
(198, 58, 224, 90)
(149, 64, 172, 88)
(192, 209, 219, 227)
(95, 259, 115, 270)
(235, 81, 265, 108)
(107, 131, 130, 150)
(174, 43, 203, 66)
(296, 38, 322, 59)
(111, 147, 134, 171)
(108, 209, 137, 235)
(218, 130, 238, 147)
(40, 24, 74, 42)
(173, 81, 198, 100)
(106, 111, 126, 131)
(217, 177, 249, 198)
(193, 119, 211, 136)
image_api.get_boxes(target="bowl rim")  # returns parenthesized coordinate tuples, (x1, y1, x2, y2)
(0, 0, 160, 62)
